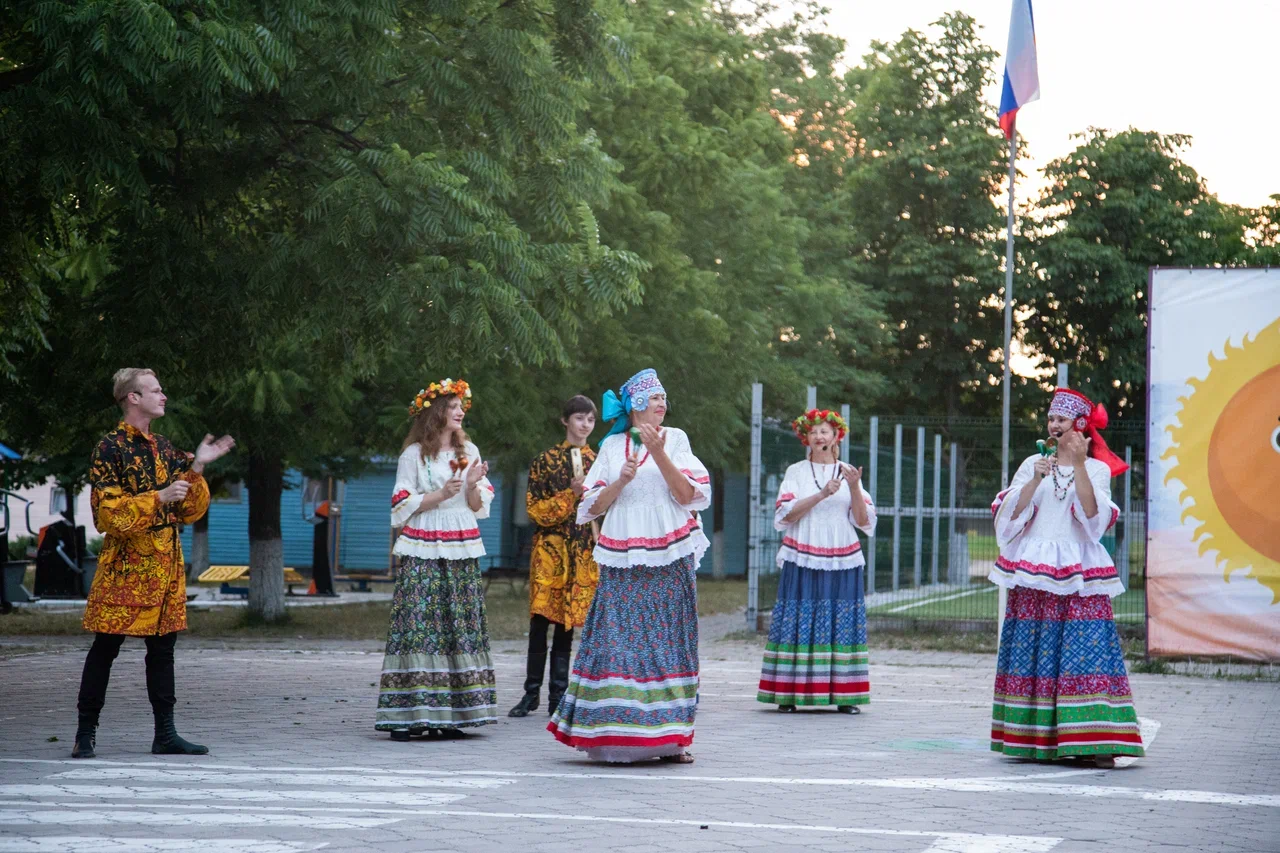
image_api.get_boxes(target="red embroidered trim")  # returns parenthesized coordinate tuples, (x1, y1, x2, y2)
(548, 725, 694, 750)
(597, 516, 699, 552)
(391, 489, 411, 507)
(993, 555, 1118, 581)
(679, 468, 711, 485)
(775, 492, 796, 509)
(781, 536, 861, 557)
(400, 526, 482, 543)
(1070, 504, 1120, 532)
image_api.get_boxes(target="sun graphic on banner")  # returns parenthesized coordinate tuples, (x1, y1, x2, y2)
(1163, 316, 1280, 603)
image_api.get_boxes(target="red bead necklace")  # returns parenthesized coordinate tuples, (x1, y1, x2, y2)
(625, 430, 662, 467)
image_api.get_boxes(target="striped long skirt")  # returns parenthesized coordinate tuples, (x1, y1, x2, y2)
(757, 562, 869, 707)
(547, 556, 698, 763)
(374, 556, 497, 732)
(991, 585, 1144, 759)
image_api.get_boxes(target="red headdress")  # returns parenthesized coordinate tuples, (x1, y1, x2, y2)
(792, 409, 849, 447)
(1047, 388, 1128, 477)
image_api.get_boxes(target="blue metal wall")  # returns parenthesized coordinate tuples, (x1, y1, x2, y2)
(183, 469, 508, 572)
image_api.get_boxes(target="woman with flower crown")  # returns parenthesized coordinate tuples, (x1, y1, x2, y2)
(547, 368, 711, 764)
(989, 387, 1144, 768)
(757, 409, 877, 714)
(375, 378, 497, 740)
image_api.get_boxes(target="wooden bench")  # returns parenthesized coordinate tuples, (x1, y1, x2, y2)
(197, 565, 308, 597)
(335, 572, 393, 592)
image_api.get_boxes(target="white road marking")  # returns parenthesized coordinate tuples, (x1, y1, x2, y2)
(49, 767, 511, 790)
(0, 784, 465, 807)
(0, 801, 1058, 851)
(0, 839, 326, 853)
(1117, 717, 1161, 768)
(0, 806, 396, 829)
(885, 587, 993, 613)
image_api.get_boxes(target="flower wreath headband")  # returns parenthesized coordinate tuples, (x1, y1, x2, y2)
(792, 408, 849, 446)
(409, 378, 473, 417)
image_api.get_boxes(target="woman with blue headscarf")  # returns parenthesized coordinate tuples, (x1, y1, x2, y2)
(547, 369, 711, 764)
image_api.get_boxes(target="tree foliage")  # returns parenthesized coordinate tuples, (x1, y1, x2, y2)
(2, 1, 1276, 607)
(1021, 128, 1251, 427)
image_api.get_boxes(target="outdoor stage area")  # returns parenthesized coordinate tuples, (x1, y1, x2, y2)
(1, 615, 1276, 853)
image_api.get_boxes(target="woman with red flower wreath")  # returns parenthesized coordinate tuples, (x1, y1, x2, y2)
(376, 378, 497, 740)
(757, 409, 877, 714)
(989, 387, 1144, 768)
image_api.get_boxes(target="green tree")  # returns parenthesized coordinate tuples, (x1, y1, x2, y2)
(0, 0, 646, 618)
(836, 14, 1009, 420)
(1022, 128, 1251, 427)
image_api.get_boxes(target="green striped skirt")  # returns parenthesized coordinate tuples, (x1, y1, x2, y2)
(374, 556, 497, 731)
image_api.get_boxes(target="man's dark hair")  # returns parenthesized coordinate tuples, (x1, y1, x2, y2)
(562, 394, 598, 421)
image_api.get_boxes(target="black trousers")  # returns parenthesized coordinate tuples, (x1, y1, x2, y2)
(76, 631, 178, 716)
(529, 613, 573, 658)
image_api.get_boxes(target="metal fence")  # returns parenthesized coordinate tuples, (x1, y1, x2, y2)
(747, 405, 1148, 632)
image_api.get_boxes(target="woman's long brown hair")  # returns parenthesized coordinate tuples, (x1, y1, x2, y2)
(403, 397, 470, 466)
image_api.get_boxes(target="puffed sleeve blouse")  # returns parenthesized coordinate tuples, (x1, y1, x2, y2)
(577, 427, 712, 570)
(390, 441, 494, 561)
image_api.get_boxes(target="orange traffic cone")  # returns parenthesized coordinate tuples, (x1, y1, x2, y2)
(308, 579, 317, 595)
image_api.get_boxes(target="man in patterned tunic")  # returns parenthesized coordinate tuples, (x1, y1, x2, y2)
(72, 368, 235, 758)
(509, 395, 599, 717)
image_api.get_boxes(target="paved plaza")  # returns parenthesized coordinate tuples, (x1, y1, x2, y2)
(1, 620, 1277, 853)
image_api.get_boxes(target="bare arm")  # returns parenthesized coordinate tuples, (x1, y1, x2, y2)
(588, 452, 637, 517)
(1058, 431, 1097, 519)
(1011, 457, 1051, 518)
(650, 446, 696, 506)
(784, 480, 840, 524)
(839, 464, 870, 529)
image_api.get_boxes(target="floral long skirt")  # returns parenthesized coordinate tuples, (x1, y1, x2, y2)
(991, 585, 1144, 759)
(374, 556, 497, 731)
(757, 562, 869, 708)
(547, 556, 698, 763)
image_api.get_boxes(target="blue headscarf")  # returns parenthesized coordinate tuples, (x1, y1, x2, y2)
(600, 368, 666, 446)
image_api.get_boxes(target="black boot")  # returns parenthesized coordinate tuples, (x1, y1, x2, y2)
(509, 650, 546, 717)
(547, 645, 572, 715)
(71, 710, 97, 759)
(151, 707, 209, 755)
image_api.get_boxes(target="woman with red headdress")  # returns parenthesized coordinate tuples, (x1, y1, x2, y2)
(989, 387, 1144, 768)
(757, 409, 876, 714)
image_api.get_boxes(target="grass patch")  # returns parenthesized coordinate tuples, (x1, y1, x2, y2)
(1129, 656, 1174, 675)
(866, 585, 1146, 624)
(0, 576, 759, 642)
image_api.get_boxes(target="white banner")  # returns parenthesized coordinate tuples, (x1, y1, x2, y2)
(1147, 268, 1280, 660)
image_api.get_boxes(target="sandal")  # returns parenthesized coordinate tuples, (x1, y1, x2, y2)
(777, 704, 796, 713)
(837, 705, 860, 714)
(659, 752, 695, 764)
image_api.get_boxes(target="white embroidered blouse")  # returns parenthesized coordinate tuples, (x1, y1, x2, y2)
(990, 454, 1122, 597)
(773, 460, 877, 571)
(390, 441, 495, 561)
(577, 428, 712, 570)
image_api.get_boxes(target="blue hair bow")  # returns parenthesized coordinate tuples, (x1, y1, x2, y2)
(600, 389, 631, 445)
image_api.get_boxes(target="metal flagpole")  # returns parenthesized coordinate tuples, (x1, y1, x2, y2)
(998, 124, 1018, 642)
(746, 383, 763, 631)
(1000, 126, 1018, 493)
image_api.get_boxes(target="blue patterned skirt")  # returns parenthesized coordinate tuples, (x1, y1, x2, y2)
(992, 586, 1143, 758)
(374, 556, 497, 731)
(757, 562, 869, 707)
(548, 556, 698, 762)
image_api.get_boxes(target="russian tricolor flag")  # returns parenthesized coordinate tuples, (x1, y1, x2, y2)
(998, 0, 1039, 139)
